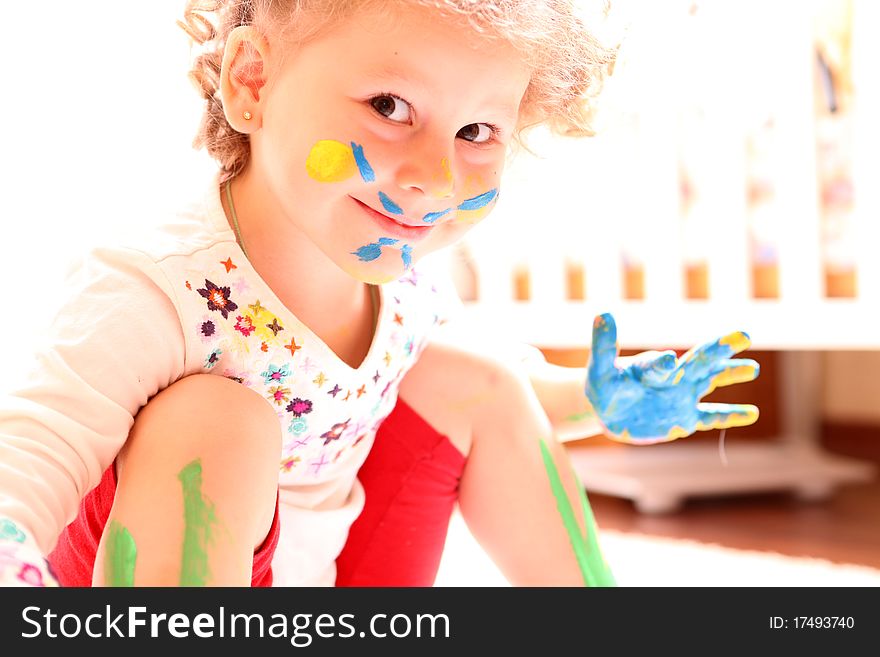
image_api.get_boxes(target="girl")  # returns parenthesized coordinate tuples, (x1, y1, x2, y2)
(0, 0, 758, 587)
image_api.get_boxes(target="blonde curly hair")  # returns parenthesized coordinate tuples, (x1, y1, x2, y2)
(179, 0, 617, 179)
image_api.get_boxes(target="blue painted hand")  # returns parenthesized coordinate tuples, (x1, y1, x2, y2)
(586, 313, 760, 444)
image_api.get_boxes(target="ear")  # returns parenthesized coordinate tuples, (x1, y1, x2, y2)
(219, 26, 271, 133)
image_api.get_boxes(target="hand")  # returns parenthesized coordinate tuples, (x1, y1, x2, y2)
(586, 313, 759, 444)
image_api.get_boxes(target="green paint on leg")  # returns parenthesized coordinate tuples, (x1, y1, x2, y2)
(177, 458, 219, 586)
(105, 520, 137, 587)
(539, 438, 616, 587)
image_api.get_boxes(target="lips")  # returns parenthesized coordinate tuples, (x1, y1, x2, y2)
(350, 196, 434, 242)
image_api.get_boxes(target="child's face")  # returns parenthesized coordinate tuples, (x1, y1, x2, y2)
(250, 5, 531, 283)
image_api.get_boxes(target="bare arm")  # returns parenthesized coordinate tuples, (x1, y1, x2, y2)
(520, 354, 604, 442)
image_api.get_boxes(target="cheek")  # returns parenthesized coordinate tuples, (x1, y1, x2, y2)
(454, 171, 501, 224)
(304, 139, 377, 184)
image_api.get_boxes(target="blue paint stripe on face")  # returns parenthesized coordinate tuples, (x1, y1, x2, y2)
(352, 238, 399, 262)
(351, 143, 375, 182)
(401, 244, 413, 269)
(457, 188, 498, 211)
(422, 208, 452, 224)
(378, 191, 404, 215)
(352, 243, 383, 262)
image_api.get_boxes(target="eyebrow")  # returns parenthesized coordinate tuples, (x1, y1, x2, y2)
(366, 67, 520, 124)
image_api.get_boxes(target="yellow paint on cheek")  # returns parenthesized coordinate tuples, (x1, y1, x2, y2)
(455, 205, 494, 224)
(454, 173, 495, 223)
(305, 140, 358, 182)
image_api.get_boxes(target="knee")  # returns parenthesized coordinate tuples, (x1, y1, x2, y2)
(113, 375, 281, 570)
(120, 374, 281, 532)
(130, 373, 281, 466)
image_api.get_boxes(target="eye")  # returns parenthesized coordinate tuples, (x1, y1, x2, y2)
(370, 94, 412, 123)
(457, 123, 498, 144)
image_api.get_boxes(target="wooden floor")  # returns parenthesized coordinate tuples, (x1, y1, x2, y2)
(589, 470, 880, 570)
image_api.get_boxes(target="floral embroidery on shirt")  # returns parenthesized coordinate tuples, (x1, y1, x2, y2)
(232, 278, 250, 295)
(309, 454, 331, 475)
(281, 455, 301, 472)
(261, 364, 292, 385)
(197, 317, 218, 343)
(17, 563, 45, 587)
(321, 420, 350, 446)
(0, 519, 26, 544)
(198, 279, 238, 319)
(288, 416, 309, 436)
(265, 318, 284, 337)
(222, 368, 252, 387)
(234, 314, 256, 337)
(267, 385, 291, 406)
(299, 356, 317, 375)
(286, 398, 313, 417)
(205, 348, 222, 369)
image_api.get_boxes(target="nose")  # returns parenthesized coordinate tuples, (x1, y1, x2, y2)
(394, 137, 456, 200)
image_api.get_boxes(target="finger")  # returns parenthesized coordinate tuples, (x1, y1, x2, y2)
(638, 350, 679, 385)
(588, 313, 619, 380)
(694, 402, 759, 431)
(677, 331, 752, 376)
(703, 358, 760, 394)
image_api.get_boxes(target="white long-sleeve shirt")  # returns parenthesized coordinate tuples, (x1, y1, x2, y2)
(0, 177, 453, 586)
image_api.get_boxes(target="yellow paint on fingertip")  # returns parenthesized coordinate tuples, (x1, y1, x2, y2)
(710, 365, 758, 389)
(306, 140, 358, 182)
(720, 331, 750, 351)
(729, 408, 759, 425)
(666, 425, 690, 440)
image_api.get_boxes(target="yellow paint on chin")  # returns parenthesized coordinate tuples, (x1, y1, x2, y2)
(306, 140, 358, 182)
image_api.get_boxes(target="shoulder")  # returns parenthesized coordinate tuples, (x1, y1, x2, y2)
(118, 178, 237, 265)
(66, 177, 239, 296)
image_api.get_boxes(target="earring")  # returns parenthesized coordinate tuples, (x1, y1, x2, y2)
(243, 111, 253, 120)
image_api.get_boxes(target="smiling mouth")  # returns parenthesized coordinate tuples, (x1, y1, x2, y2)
(350, 196, 434, 241)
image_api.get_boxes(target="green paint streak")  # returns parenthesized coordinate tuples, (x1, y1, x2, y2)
(177, 459, 219, 586)
(105, 520, 137, 586)
(563, 410, 597, 423)
(539, 438, 616, 587)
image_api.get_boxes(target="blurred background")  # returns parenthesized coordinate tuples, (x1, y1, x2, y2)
(1, 1, 877, 583)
